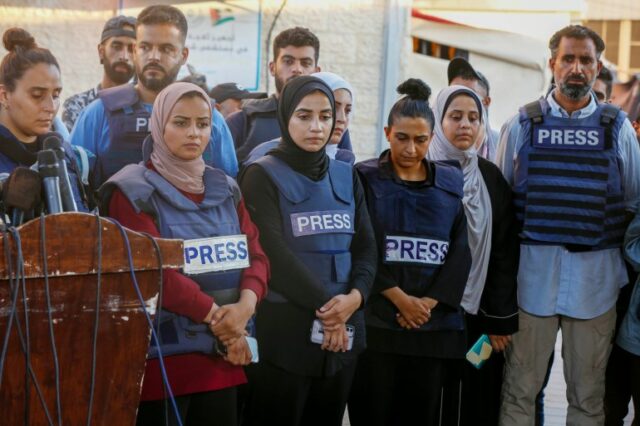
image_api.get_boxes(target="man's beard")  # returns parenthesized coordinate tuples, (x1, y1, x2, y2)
(137, 63, 181, 92)
(103, 60, 134, 85)
(559, 73, 594, 101)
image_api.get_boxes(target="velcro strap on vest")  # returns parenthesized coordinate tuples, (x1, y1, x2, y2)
(524, 100, 544, 124)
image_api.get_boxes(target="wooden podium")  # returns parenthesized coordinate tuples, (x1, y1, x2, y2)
(0, 213, 184, 425)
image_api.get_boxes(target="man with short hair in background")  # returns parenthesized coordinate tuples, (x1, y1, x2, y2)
(226, 26, 352, 164)
(70, 5, 238, 187)
(210, 82, 267, 119)
(62, 15, 136, 132)
(447, 57, 499, 162)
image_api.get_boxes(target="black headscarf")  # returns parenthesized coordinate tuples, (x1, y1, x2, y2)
(269, 75, 336, 181)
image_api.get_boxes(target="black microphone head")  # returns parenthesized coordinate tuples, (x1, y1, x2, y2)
(37, 149, 60, 178)
(3, 167, 42, 211)
(42, 132, 64, 160)
(42, 132, 63, 149)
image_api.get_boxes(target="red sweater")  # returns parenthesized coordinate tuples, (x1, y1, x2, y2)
(108, 176, 269, 400)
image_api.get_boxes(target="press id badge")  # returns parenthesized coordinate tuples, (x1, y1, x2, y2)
(310, 319, 354, 351)
(183, 235, 249, 275)
(466, 334, 493, 369)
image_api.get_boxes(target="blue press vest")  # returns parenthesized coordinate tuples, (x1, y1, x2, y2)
(513, 99, 627, 249)
(0, 141, 89, 213)
(102, 163, 248, 358)
(98, 84, 151, 184)
(356, 157, 465, 331)
(255, 156, 356, 302)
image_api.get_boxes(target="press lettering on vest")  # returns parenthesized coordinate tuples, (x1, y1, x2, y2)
(384, 235, 449, 265)
(290, 210, 355, 237)
(136, 117, 148, 132)
(183, 235, 250, 274)
(534, 125, 604, 150)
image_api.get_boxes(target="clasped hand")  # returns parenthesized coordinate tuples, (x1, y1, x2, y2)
(395, 295, 438, 330)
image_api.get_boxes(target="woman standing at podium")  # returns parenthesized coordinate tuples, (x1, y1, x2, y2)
(0, 27, 89, 213)
(100, 82, 269, 426)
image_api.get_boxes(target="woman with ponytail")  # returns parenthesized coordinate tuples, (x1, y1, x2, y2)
(0, 27, 89, 212)
(349, 78, 472, 425)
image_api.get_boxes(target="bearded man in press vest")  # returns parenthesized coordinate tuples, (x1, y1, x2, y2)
(496, 25, 640, 426)
(70, 5, 238, 189)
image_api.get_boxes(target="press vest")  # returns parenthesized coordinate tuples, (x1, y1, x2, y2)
(97, 84, 151, 184)
(255, 155, 356, 302)
(356, 157, 465, 331)
(102, 164, 249, 358)
(513, 99, 628, 249)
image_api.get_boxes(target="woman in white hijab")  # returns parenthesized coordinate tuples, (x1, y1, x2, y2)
(428, 85, 519, 426)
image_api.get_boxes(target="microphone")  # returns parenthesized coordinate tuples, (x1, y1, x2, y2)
(42, 132, 78, 212)
(37, 150, 63, 215)
(2, 167, 42, 226)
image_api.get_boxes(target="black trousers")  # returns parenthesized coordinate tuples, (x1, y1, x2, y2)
(136, 387, 237, 426)
(348, 350, 448, 426)
(242, 360, 355, 426)
(605, 344, 640, 426)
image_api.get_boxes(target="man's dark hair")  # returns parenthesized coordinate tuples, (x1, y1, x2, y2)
(273, 27, 320, 64)
(597, 66, 613, 100)
(137, 5, 188, 43)
(549, 25, 605, 59)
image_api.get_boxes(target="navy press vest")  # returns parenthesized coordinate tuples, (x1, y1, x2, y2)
(102, 164, 248, 358)
(514, 99, 628, 249)
(255, 156, 356, 302)
(356, 157, 465, 331)
(98, 84, 151, 184)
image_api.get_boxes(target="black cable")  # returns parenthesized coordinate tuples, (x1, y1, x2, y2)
(0, 224, 19, 388)
(106, 219, 183, 426)
(40, 214, 63, 425)
(264, 0, 289, 94)
(16, 227, 31, 425)
(140, 232, 168, 426)
(86, 213, 102, 426)
(0, 223, 54, 425)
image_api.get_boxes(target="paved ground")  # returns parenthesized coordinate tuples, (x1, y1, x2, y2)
(341, 331, 635, 425)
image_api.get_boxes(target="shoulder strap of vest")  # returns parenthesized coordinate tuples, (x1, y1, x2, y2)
(432, 161, 464, 199)
(328, 159, 354, 204)
(522, 99, 545, 124)
(254, 155, 309, 204)
(225, 175, 242, 207)
(599, 103, 621, 126)
(99, 164, 156, 217)
(97, 84, 140, 113)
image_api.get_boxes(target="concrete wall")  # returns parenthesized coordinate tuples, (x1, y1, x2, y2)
(585, 0, 640, 20)
(0, 0, 412, 161)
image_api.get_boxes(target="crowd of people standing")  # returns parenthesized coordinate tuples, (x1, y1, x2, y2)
(0, 4, 639, 426)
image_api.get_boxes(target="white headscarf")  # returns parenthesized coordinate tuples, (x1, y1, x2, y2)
(427, 85, 493, 314)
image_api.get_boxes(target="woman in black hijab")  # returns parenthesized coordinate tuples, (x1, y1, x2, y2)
(240, 76, 376, 426)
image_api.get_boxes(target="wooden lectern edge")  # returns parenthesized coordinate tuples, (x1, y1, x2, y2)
(0, 212, 184, 279)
